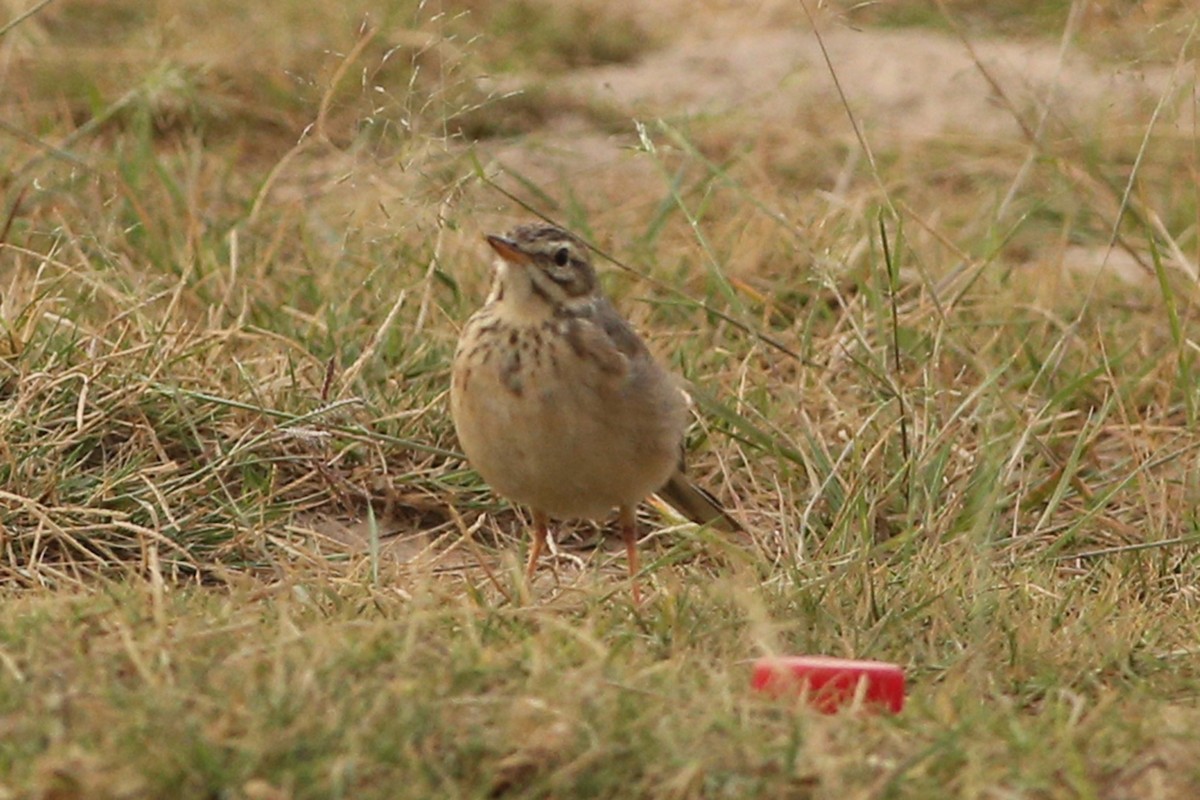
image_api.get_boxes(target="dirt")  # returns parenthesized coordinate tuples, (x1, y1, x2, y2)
(466, 18, 1183, 283)
(565, 24, 1176, 140)
(471, 14, 1183, 188)
(312, 13, 1185, 231)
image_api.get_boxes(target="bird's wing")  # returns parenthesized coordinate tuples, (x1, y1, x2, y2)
(558, 298, 649, 377)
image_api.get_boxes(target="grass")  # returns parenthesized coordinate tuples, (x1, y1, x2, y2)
(3, 0, 1200, 797)
(831, 0, 1195, 63)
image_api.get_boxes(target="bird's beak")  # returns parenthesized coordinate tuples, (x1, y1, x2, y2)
(485, 234, 532, 265)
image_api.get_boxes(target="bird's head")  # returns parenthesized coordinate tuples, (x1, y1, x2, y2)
(485, 223, 598, 311)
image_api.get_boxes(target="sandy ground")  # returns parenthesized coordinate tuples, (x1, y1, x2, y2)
(311, 13, 1186, 254)
(487, 15, 1181, 166)
(566, 23, 1176, 140)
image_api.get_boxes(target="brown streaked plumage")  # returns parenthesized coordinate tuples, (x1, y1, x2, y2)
(450, 222, 739, 603)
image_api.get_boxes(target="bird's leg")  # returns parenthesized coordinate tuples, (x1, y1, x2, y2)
(525, 509, 549, 583)
(619, 505, 642, 605)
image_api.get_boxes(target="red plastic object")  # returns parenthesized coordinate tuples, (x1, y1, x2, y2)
(751, 656, 905, 714)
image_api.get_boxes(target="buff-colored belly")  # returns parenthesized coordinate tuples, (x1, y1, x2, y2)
(450, 323, 683, 520)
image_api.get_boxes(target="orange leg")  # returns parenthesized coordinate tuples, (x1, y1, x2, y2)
(525, 509, 549, 582)
(619, 505, 642, 605)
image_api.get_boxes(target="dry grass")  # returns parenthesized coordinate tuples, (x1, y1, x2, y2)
(3, 0, 1200, 797)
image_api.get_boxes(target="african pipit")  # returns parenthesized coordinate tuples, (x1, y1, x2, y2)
(450, 222, 738, 602)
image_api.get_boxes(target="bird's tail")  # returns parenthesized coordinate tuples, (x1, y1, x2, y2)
(656, 471, 742, 534)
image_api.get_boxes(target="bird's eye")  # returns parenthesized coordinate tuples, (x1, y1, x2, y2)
(553, 247, 570, 267)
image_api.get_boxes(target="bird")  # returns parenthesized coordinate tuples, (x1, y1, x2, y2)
(449, 221, 738, 603)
